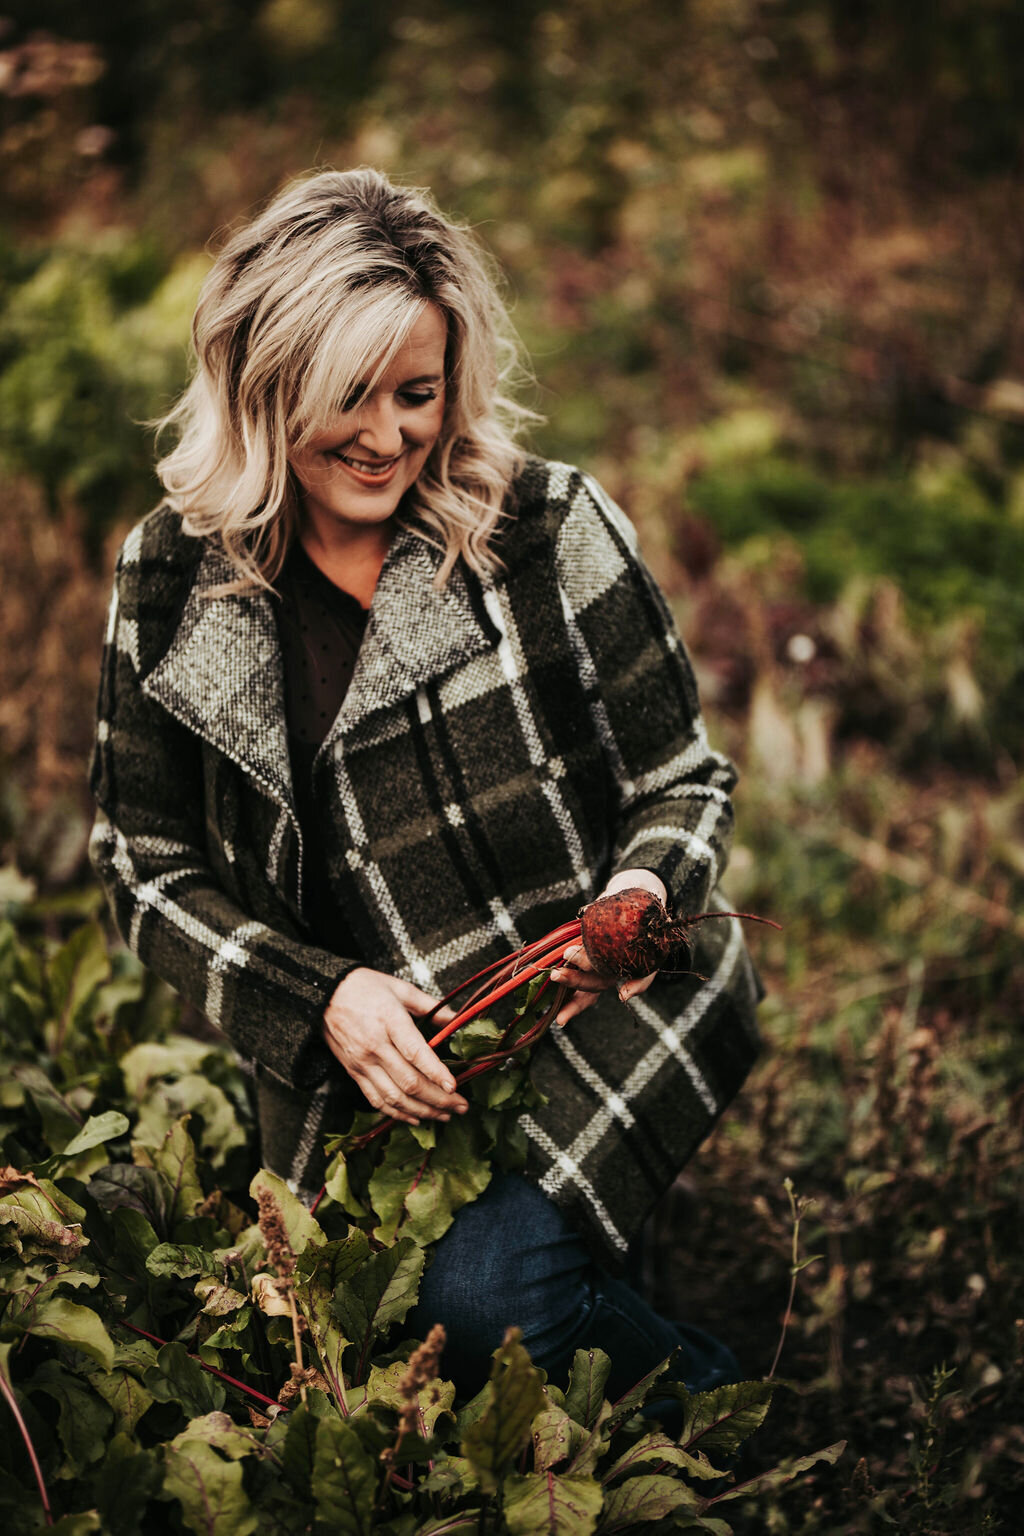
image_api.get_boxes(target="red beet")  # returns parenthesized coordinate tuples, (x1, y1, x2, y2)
(580, 887, 780, 981)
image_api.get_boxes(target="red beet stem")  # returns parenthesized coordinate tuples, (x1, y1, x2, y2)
(420, 921, 581, 1028)
(119, 1320, 285, 1411)
(344, 982, 568, 1152)
(427, 939, 575, 1049)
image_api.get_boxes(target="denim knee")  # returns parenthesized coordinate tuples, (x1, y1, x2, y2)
(408, 1173, 593, 1388)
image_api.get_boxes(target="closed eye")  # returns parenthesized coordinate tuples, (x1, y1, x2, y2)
(399, 388, 439, 407)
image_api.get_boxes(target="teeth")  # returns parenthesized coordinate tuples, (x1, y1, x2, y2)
(340, 454, 395, 475)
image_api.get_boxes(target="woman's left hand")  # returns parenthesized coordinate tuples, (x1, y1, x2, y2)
(551, 868, 667, 1028)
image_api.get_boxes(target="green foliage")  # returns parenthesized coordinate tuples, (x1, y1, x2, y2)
(323, 998, 547, 1252)
(688, 454, 1024, 756)
(689, 453, 1024, 634)
(460, 1328, 546, 1492)
(0, 905, 839, 1531)
(0, 4, 1020, 1526)
(0, 238, 205, 551)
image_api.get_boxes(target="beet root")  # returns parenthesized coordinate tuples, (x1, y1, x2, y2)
(579, 888, 676, 981)
(580, 887, 781, 981)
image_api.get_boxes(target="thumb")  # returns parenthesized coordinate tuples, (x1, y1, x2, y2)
(393, 979, 448, 1017)
(618, 972, 657, 1004)
(400, 1025, 459, 1092)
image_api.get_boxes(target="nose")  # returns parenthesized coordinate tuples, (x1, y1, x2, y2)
(355, 394, 403, 458)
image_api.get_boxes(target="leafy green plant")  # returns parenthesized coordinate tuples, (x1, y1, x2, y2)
(0, 901, 844, 1532)
(0, 237, 206, 554)
(686, 454, 1024, 760)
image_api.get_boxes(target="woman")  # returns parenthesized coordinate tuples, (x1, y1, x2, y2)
(90, 168, 762, 1399)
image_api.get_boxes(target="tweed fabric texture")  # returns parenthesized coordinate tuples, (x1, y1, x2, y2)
(90, 457, 761, 1264)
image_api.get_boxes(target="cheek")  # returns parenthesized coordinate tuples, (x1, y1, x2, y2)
(416, 403, 447, 452)
(287, 453, 320, 491)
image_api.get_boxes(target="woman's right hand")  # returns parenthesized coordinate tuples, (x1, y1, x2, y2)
(323, 967, 468, 1124)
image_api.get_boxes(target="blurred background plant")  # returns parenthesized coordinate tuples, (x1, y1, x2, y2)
(1, 0, 1022, 1526)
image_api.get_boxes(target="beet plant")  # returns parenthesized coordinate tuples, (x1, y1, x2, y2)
(0, 903, 841, 1533)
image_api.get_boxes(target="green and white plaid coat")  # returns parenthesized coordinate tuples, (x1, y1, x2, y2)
(90, 456, 761, 1265)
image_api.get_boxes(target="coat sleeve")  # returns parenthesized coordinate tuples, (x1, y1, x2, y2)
(88, 547, 353, 1092)
(553, 468, 736, 917)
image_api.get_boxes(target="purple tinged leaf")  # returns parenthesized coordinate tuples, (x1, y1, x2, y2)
(600, 1431, 727, 1484)
(294, 1233, 369, 1415)
(0, 1178, 87, 1260)
(597, 1472, 701, 1532)
(678, 1380, 775, 1458)
(564, 1401, 612, 1479)
(312, 1414, 377, 1535)
(562, 1348, 612, 1430)
(461, 1329, 546, 1492)
(532, 1399, 585, 1473)
(87, 1163, 169, 1234)
(163, 1434, 258, 1536)
(603, 1354, 676, 1436)
(708, 1439, 847, 1504)
(413, 1515, 482, 1535)
(86, 1360, 155, 1435)
(10, 1293, 114, 1371)
(333, 1237, 426, 1382)
(152, 1117, 205, 1229)
(503, 1470, 604, 1534)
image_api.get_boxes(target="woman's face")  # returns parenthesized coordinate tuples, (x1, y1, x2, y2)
(288, 304, 448, 540)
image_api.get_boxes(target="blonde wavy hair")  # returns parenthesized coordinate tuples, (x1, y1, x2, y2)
(155, 168, 534, 588)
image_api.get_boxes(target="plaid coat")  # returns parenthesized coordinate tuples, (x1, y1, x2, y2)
(90, 456, 761, 1265)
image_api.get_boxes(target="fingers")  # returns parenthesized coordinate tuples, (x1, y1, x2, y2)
(552, 876, 667, 1030)
(617, 971, 656, 1003)
(399, 1022, 463, 1094)
(555, 987, 602, 1028)
(550, 943, 607, 994)
(359, 1059, 463, 1124)
(392, 978, 457, 1025)
(601, 868, 668, 903)
(323, 968, 468, 1123)
(553, 966, 658, 1029)
(356, 1031, 469, 1122)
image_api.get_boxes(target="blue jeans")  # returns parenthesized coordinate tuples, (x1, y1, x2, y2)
(408, 1171, 738, 1407)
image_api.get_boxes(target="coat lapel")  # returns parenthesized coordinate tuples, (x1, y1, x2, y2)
(338, 526, 496, 737)
(141, 542, 296, 814)
(141, 526, 496, 801)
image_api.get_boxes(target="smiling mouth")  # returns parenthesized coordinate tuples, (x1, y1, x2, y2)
(331, 451, 402, 487)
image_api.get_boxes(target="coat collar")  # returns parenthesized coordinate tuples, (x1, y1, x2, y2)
(142, 525, 497, 812)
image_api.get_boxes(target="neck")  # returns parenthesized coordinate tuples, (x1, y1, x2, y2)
(298, 515, 394, 607)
